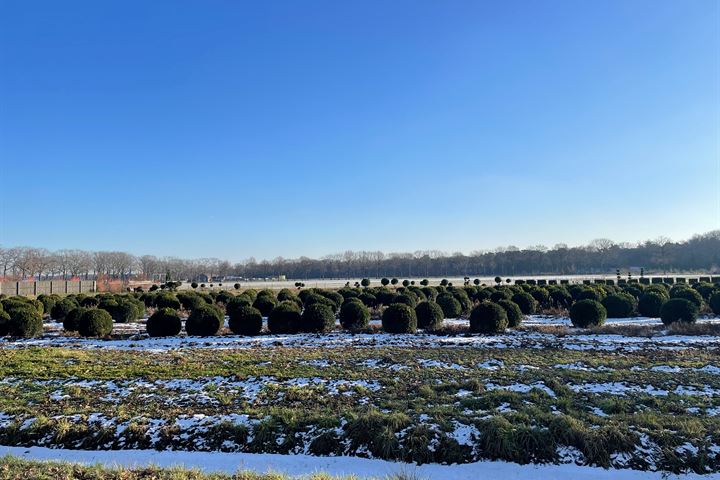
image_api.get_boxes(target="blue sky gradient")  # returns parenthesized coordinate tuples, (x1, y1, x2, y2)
(1, 0, 718, 261)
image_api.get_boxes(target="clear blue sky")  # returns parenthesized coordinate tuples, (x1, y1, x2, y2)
(1, 0, 718, 261)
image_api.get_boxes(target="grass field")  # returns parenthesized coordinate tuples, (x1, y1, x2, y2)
(0, 324, 718, 475)
(0, 456, 366, 480)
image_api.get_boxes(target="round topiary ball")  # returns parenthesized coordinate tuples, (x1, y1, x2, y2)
(660, 298, 698, 325)
(268, 301, 302, 334)
(80, 296, 100, 308)
(229, 305, 263, 336)
(391, 293, 417, 308)
(277, 288, 298, 303)
(78, 309, 113, 337)
(638, 292, 665, 317)
(669, 288, 704, 309)
(216, 290, 234, 305)
(529, 288, 551, 308)
(253, 296, 278, 317)
(496, 299, 523, 328)
(110, 300, 138, 323)
(469, 302, 508, 334)
(225, 295, 253, 316)
(490, 290, 512, 303)
(0, 310, 10, 336)
(569, 299, 607, 328)
(37, 294, 57, 315)
(7, 306, 43, 337)
(601, 294, 636, 318)
(177, 292, 205, 311)
(154, 293, 181, 310)
(51, 298, 79, 321)
(63, 307, 88, 332)
(436, 293, 462, 319)
(709, 292, 720, 315)
(185, 304, 223, 336)
(511, 292, 537, 315)
(320, 291, 344, 312)
(358, 292, 377, 308)
(381, 303, 417, 334)
(300, 303, 336, 333)
(414, 301, 444, 331)
(549, 288, 573, 309)
(339, 300, 370, 331)
(146, 308, 182, 337)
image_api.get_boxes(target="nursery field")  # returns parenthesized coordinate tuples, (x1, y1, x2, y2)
(1, 281, 719, 478)
(1, 324, 720, 478)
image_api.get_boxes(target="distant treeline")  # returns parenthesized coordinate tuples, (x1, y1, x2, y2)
(243, 231, 720, 279)
(1, 231, 718, 282)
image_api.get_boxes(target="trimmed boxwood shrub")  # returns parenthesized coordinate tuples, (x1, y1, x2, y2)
(391, 293, 417, 308)
(694, 282, 717, 301)
(569, 300, 607, 328)
(80, 296, 100, 308)
(374, 288, 395, 307)
(420, 287, 437, 302)
(601, 294, 636, 318)
(358, 292, 377, 308)
(256, 289, 276, 300)
(277, 288, 298, 303)
(576, 288, 604, 302)
(37, 294, 58, 315)
(549, 288, 573, 308)
(469, 302, 508, 334)
(268, 301, 302, 334)
(300, 303, 336, 333)
(0, 310, 9, 336)
(155, 293, 181, 310)
(490, 290, 512, 303)
(229, 305, 263, 336)
(339, 300, 370, 331)
(436, 293, 462, 319)
(496, 299, 523, 328)
(710, 292, 720, 315)
(146, 308, 182, 337)
(185, 304, 223, 336)
(660, 298, 698, 325)
(110, 300, 138, 323)
(319, 291, 344, 312)
(78, 309, 113, 337)
(253, 295, 278, 317)
(177, 292, 204, 311)
(414, 301, 444, 331)
(451, 290, 473, 314)
(529, 288, 550, 308)
(63, 307, 88, 332)
(511, 292, 536, 315)
(226, 295, 253, 317)
(669, 288, 704, 309)
(216, 290, 235, 305)
(7, 306, 43, 337)
(638, 292, 665, 318)
(51, 298, 79, 320)
(302, 292, 337, 312)
(382, 303, 417, 333)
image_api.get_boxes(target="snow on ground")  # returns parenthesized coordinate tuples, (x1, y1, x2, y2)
(523, 315, 720, 327)
(6, 328, 720, 353)
(1, 445, 716, 480)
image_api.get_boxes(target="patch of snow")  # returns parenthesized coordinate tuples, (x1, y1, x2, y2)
(3, 445, 710, 479)
(477, 359, 504, 370)
(486, 382, 556, 398)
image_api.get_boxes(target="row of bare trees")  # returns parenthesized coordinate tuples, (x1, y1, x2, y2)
(1, 231, 718, 282)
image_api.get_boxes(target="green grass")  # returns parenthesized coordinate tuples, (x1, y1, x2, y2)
(0, 455, 421, 480)
(0, 345, 718, 473)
